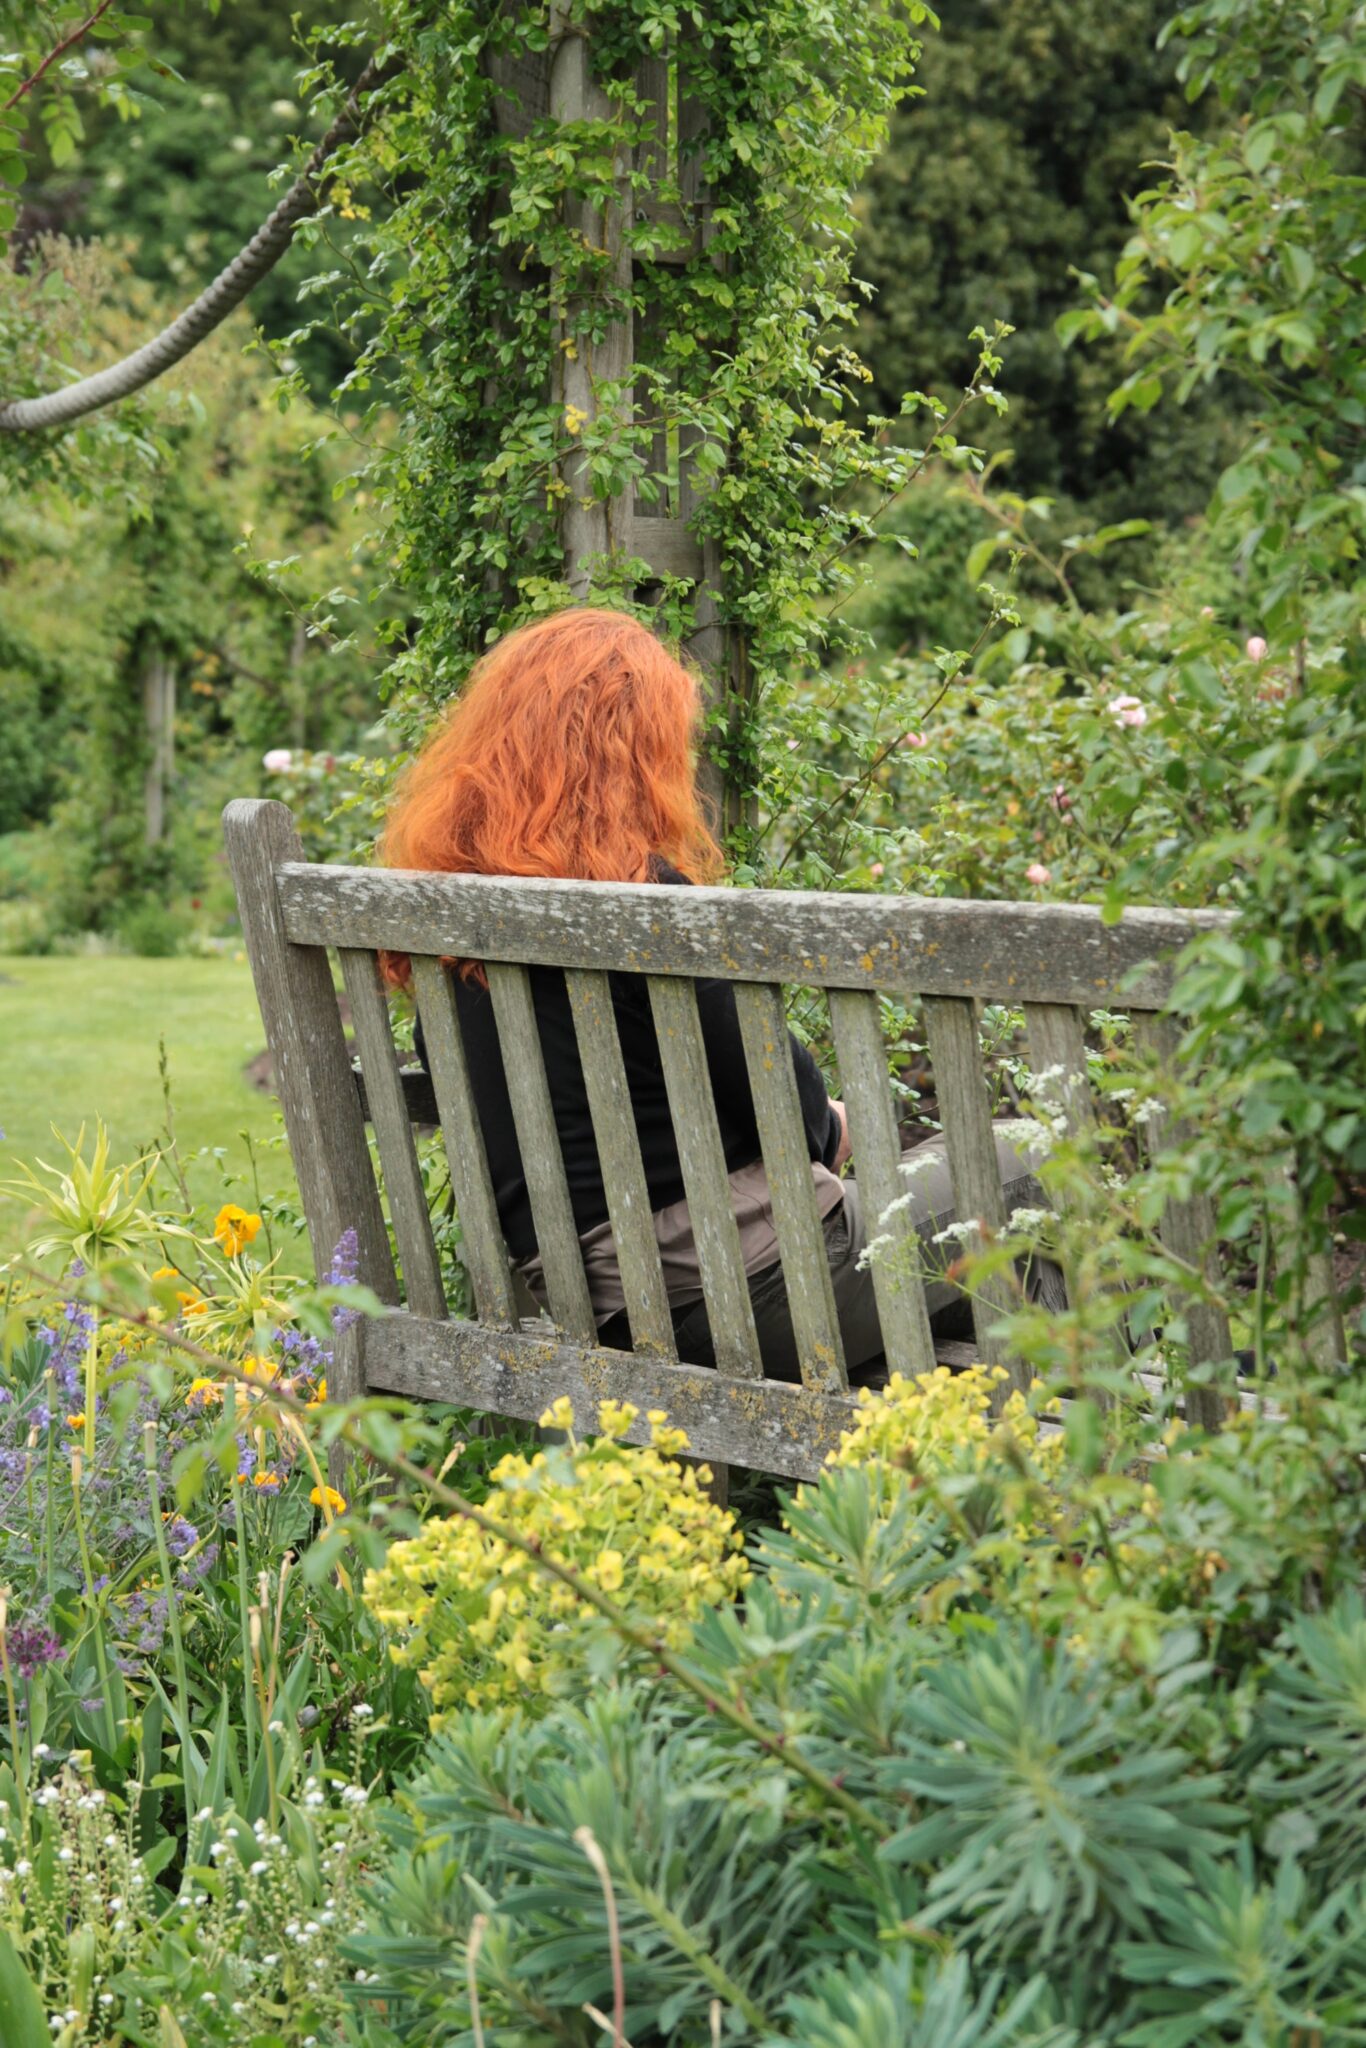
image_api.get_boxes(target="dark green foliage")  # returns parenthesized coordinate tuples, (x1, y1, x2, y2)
(351, 1373, 1366, 2044)
(854, 0, 1238, 542)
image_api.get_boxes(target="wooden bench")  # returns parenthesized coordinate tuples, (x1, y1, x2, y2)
(225, 796, 1236, 1480)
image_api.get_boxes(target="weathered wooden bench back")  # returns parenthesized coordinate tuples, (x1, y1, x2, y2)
(225, 797, 1231, 1476)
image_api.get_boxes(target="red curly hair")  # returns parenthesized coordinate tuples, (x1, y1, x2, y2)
(380, 607, 723, 985)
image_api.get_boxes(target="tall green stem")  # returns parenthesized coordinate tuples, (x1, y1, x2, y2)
(0, 1599, 29, 1838)
(70, 1449, 117, 1754)
(143, 1421, 193, 1818)
(83, 1300, 98, 1464)
(233, 1479, 256, 1779)
(43, 1371, 56, 1605)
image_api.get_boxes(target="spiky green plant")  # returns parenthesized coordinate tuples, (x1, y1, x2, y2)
(1251, 1592, 1366, 1887)
(1, 1122, 169, 1456)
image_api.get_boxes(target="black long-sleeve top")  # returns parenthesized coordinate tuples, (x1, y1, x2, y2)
(415, 862, 839, 1263)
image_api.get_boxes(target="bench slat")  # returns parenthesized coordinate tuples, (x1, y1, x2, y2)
(922, 995, 1024, 1393)
(277, 863, 1225, 1008)
(411, 955, 518, 1328)
(646, 974, 764, 1378)
(339, 948, 447, 1323)
(485, 963, 597, 1345)
(1023, 1002, 1093, 1135)
(827, 988, 937, 1378)
(1132, 1011, 1232, 1428)
(734, 983, 847, 1391)
(565, 968, 676, 1357)
(362, 1313, 855, 1483)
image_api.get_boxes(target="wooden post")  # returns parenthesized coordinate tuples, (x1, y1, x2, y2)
(550, 3, 634, 594)
(143, 647, 175, 849)
(542, 17, 743, 824)
(223, 798, 398, 1478)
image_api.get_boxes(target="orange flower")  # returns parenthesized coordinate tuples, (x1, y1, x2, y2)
(310, 1484, 347, 1514)
(213, 1204, 262, 1258)
(66, 1412, 85, 1430)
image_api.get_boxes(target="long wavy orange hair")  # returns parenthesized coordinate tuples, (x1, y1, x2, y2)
(380, 607, 723, 985)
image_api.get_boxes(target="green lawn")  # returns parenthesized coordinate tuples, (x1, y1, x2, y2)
(0, 955, 303, 1260)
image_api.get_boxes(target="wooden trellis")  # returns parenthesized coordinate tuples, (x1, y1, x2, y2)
(488, 15, 737, 816)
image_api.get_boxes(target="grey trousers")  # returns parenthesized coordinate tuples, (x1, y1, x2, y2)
(663, 1127, 1062, 1385)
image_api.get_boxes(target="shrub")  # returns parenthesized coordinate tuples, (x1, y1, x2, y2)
(363, 1400, 749, 1720)
(350, 1358, 1366, 2044)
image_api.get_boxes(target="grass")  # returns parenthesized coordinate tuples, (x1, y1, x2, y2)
(0, 955, 304, 1262)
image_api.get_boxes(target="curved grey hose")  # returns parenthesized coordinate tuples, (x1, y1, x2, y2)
(0, 52, 397, 434)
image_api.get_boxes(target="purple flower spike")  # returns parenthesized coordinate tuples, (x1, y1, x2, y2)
(327, 1230, 359, 1287)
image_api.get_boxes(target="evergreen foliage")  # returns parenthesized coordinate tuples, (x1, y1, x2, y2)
(351, 1368, 1366, 2045)
(853, 0, 1238, 537)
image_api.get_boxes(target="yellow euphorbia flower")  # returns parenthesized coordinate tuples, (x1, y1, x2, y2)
(595, 1548, 625, 1593)
(364, 1401, 747, 1725)
(213, 1204, 262, 1258)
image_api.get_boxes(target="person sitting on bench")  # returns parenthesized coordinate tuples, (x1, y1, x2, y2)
(380, 606, 1061, 1380)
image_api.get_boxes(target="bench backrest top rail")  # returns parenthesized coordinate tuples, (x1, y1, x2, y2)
(275, 861, 1230, 1009)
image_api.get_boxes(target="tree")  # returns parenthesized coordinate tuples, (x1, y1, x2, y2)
(854, 0, 1242, 543)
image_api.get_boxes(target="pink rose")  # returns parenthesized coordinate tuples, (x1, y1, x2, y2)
(1246, 636, 1268, 662)
(1025, 862, 1052, 886)
(1108, 695, 1148, 728)
(902, 731, 928, 749)
(869, 861, 885, 879)
(262, 748, 294, 774)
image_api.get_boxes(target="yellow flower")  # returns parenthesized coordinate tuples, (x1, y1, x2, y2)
(66, 1412, 85, 1430)
(185, 1378, 221, 1410)
(241, 1355, 278, 1384)
(252, 1470, 282, 1492)
(213, 1204, 262, 1258)
(175, 1288, 204, 1317)
(364, 1397, 748, 1725)
(151, 1266, 180, 1283)
(595, 1548, 625, 1593)
(305, 1375, 328, 1408)
(310, 1484, 348, 1514)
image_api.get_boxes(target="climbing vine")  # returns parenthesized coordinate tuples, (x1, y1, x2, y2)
(306, 0, 1009, 838)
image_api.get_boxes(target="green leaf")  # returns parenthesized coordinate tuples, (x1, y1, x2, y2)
(0, 1927, 49, 2048)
